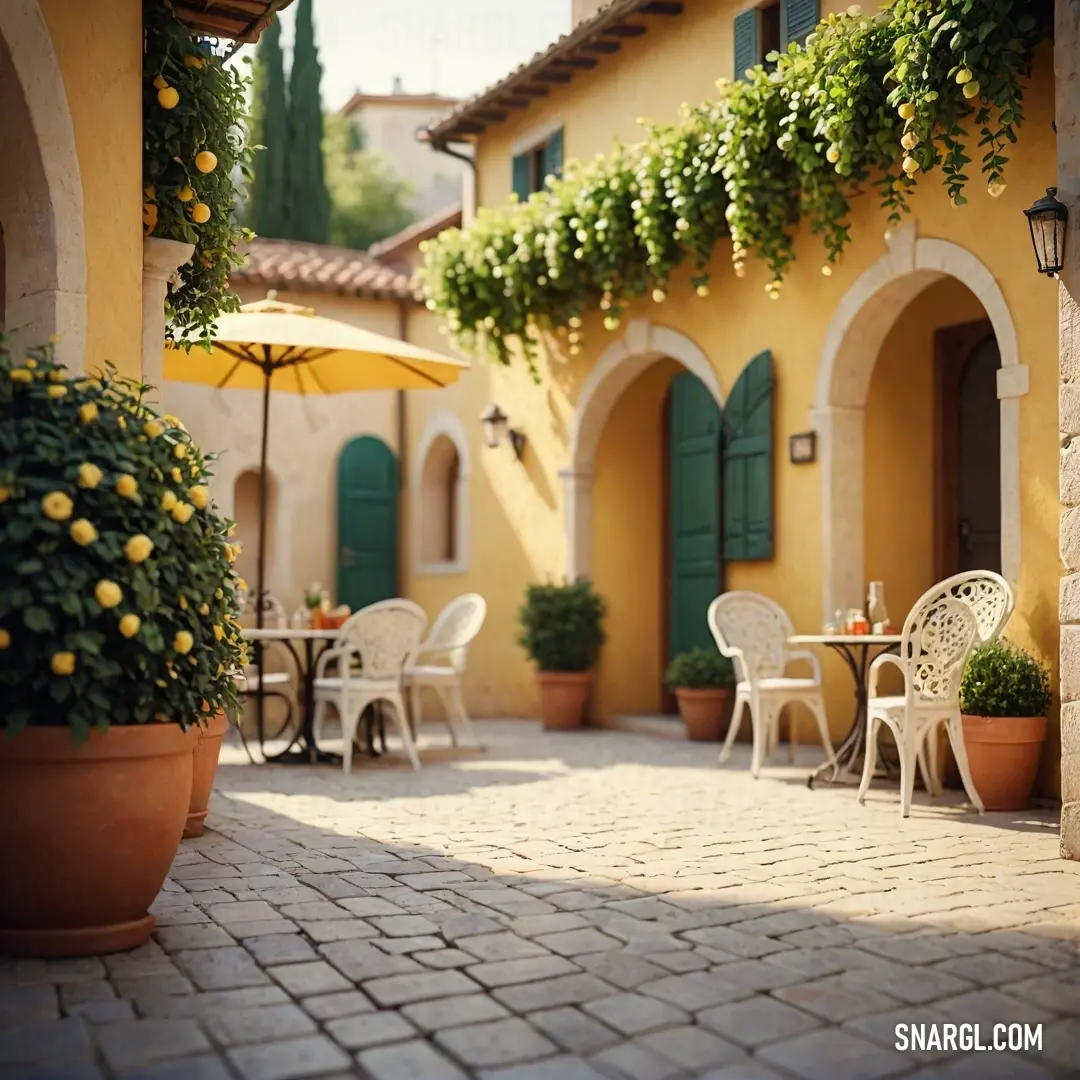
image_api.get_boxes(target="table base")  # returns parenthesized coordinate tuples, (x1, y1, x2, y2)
(270, 748, 344, 767)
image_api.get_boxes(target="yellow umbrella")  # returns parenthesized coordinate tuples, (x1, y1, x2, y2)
(164, 295, 467, 755)
(165, 293, 468, 628)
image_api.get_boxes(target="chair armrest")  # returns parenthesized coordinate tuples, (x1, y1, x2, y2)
(784, 649, 822, 684)
(868, 652, 907, 699)
(314, 647, 353, 681)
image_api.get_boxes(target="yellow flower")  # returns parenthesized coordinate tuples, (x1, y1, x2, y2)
(77, 463, 103, 489)
(94, 580, 122, 609)
(174, 444, 187, 460)
(46, 385, 66, 399)
(42, 492, 73, 521)
(163, 414, 183, 428)
(24, 358, 37, 369)
(0, 629, 10, 650)
(173, 631, 194, 655)
(115, 474, 139, 498)
(117, 416, 126, 430)
(0, 487, 10, 504)
(159, 490, 177, 512)
(224, 544, 237, 564)
(10, 368, 33, 384)
(118, 613, 141, 638)
(51, 651, 76, 676)
(200, 603, 210, 616)
(144, 420, 164, 438)
(124, 533, 154, 563)
(171, 467, 183, 483)
(77, 402, 98, 424)
(213, 624, 224, 641)
(70, 519, 99, 546)
(172, 501, 194, 524)
(235, 577, 247, 591)
(187, 485, 208, 509)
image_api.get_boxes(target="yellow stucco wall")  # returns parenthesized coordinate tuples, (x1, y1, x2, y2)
(404, 4, 1062, 794)
(40, 0, 143, 378)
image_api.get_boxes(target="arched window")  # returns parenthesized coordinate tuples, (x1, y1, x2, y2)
(413, 410, 470, 574)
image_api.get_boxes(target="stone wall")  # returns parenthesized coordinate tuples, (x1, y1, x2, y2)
(1059, 0, 1080, 858)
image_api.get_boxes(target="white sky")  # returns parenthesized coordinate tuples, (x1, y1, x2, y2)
(274, 0, 572, 109)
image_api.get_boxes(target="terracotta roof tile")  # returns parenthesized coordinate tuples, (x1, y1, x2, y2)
(231, 238, 417, 302)
(171, 0, 295, 44)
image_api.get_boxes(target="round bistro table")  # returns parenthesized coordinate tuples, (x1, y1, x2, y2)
(788, 633, 902, 789)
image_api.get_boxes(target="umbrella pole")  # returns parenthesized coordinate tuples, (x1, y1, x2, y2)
(255, 362, 271, 752)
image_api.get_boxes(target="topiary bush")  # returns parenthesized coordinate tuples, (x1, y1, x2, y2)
(664, 647, 735, 691)
(0, 336, 245, 739)
(518, 580, 606, 673)
(960, 638, 1052, 719)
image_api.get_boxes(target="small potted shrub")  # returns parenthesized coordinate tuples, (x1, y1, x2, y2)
(664, 648, 735, 741)
(0, 338, 244, 955)
(959, 639, 1052, 811)
(518, 580, 606, 730)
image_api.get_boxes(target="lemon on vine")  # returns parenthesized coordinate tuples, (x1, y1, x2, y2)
(177, 185, 195, 203)
(897, 102, 916, 120)
(191, 203, 211, 224)
(195, 151, 218, 174)
(955, 67, 973, 84)
(157, 86, 179, 110)
(962, 81, 980, 99)
(153, 74, 168, 90)
(900, 131, 919, 150)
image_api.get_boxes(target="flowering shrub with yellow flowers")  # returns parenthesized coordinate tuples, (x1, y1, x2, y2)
(0, 336, 245, 740)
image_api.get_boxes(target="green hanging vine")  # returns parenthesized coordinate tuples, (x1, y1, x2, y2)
(143, 1, 256, 349)
(420, 0, 1051, 373)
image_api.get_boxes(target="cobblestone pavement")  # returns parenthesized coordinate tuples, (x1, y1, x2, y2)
(3, 721, 1080, 1080)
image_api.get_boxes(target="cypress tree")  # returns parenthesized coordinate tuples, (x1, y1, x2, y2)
(286, 0, 331, 243)
(248, 17, 290, 237)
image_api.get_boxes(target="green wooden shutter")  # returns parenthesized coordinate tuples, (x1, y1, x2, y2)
(723, 350, 774, 561)
(781, 0, 819, 47)
(337, 437, 398, 612)
(733, 9, 758, 81)
(511, 153, 530, 200)
(541, 128, 564, 186)
(668, 373, 723, 659)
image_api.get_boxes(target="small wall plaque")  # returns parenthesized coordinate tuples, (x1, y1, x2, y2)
(789, 431, 816, 464)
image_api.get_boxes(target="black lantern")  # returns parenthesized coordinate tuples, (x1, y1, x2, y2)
(1023, 187, 1068, 277)
(480, 404, 525, 460)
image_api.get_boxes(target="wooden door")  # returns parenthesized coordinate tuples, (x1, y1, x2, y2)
(666, 373, 724, 665)
(934, 321, 1001, 578)
(337, 437, 398, 612)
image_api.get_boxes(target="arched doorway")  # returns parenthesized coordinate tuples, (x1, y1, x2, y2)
(814, 223, 1024, 622)
(0, 2, 86, 366)
(232, 468, 279, 597)
(337, 436, 398, 612)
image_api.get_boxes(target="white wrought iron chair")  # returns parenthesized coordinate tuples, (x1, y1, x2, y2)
(708, 592, 836, 778)
(914, 571, 1013, 798)
(311, 599, 427, 773)
(403, 594, 487, 749)
(858, 576, 1003, 817)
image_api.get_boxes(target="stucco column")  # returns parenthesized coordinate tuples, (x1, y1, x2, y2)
(813, 404, 865, 624)
(141, 237, 194, 397)
(1059, 0, 1080, 859)
(559, 466, 594, 581)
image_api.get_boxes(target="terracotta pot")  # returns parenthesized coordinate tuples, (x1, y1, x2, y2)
(961, 714, 1047, 811)
(185, 710, 229, 838)
(675, 687, 732, 741)
(0, 724, 198, 957)
(537, 671, 593, 730)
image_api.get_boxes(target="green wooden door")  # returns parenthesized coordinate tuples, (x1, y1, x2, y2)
(668, 373, 723, 660)
(723, 350, 774, 561)
(337, 437, 398, 612)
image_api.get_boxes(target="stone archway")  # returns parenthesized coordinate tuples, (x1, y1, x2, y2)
(0, 0, 87, 368)
(812, 221, 1025, 622)
(560, 318, 723, 579)
(413, 408, 472, 575)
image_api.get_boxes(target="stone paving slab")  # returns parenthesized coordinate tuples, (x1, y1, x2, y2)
(3, 721, 1079, 1079)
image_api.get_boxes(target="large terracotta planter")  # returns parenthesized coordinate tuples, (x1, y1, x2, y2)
(675, 687, 732, 741)
(962, 714, 1047, 811)
(185, 710, 229, 838)
(537, 671, 593, 730)
(0, 723, 198, 957)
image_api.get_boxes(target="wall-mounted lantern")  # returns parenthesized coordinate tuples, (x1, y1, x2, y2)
(789, 431, 817, 464)
(480, 404, 526, 461)
(1023, 187, 1068, 278)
